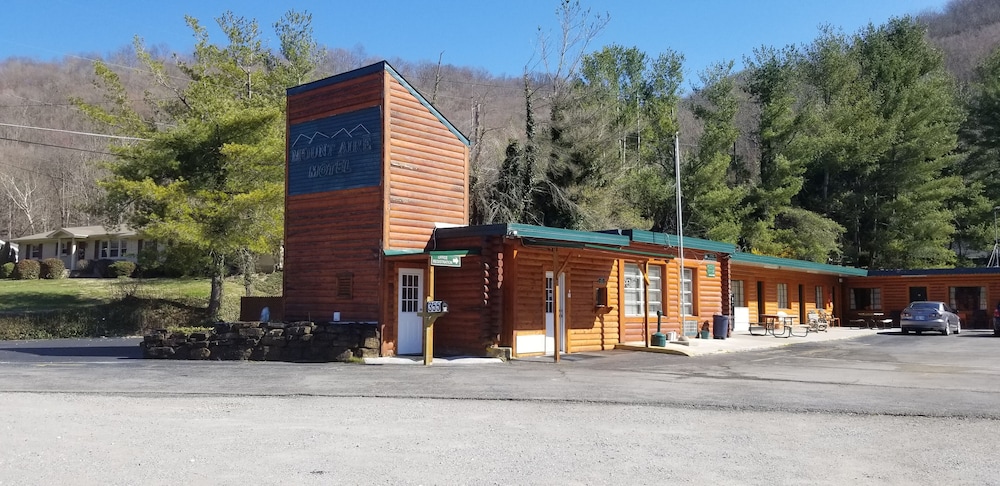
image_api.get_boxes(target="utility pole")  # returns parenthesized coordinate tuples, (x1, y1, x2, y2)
(989, 206, 1000, 267)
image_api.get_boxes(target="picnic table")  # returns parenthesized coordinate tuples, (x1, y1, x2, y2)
(753, 313, 800, 338)
(852, 311, 893, 329)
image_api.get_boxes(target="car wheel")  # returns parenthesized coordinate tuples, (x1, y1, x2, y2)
(995, 325, 1000, 337)
(956, 321, 961, 335)
(915, 330, 922, 335)
(943, 324, 950, 336)
(901, 328, 909, 335)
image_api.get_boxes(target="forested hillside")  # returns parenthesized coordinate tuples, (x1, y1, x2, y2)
(1, 0, 999, 271)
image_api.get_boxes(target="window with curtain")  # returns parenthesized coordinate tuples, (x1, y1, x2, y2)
(647, 265, 662, 315)
(681, 267, 694, 316)
(624, 263, 644, 316)
(777, 283, 789, 309)
(732, 280, 745, 307)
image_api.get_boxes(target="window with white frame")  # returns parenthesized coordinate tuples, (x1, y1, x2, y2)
(623, 263, 644, 316)
(29, 244, 41, 259)
(681, 267, 694, 316)
(732, 280, 745, 307)
(815, 286, 823, 307)
(777, 283, 789, 309)
(60, 241, 71, 256)
(545, 275, 554, 313)
(100, 239, 125, 258)
(647, 265, 662, 315)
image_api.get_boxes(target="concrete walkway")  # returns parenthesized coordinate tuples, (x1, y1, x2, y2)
(364, 327, 883, 364)
(616, 326, 882, 356)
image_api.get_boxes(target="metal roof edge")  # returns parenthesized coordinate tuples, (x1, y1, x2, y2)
(434, 223, 629, 246)
(867, 267, 1000, 276)
(286, 62, 385, 96)
(287, 61, 470, 147)
(382, 62, 471, 146)
(621, 229, 737, 253)
(383, 249, 425, 256)
(731, 252, 868, 276)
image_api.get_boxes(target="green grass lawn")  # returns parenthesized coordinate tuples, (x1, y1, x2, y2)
(0, 273, 282, 319)
(0, 273, 283, 340)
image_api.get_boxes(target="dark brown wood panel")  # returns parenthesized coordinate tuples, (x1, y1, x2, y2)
(284, 186, 384, 322)
(287, 73, 384, 125)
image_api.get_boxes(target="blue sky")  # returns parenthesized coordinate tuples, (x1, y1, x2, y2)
(1, 0, 949, 82)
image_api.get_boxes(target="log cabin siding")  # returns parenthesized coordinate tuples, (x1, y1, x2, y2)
(730, 265, 842, 324)
(385, 78, 468, 251)
(844, 273, 1000, 329)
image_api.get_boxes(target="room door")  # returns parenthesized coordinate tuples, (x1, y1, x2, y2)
(545, 271, 566, 355)
(397, 269, 424, 355)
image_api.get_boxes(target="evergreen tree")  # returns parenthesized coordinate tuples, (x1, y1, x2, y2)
(76, 10, 322, 319)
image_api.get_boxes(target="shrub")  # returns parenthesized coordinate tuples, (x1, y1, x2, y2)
(76, 259, 92, 274)
(14, 259, 40, 280)
(0, 262, 14, 279)
(109, 260, 137, 278)
(41, 258, 66, 279)
(94, 259, 114, 278)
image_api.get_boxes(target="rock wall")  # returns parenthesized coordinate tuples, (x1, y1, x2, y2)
(141, 321, 380, 362)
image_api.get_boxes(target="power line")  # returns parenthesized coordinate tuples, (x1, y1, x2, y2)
(0, 122, 149, 141)
(0, 136, 119, 156)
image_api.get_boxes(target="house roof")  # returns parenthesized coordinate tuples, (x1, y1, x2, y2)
(431, 223, 630, 246)
(12, 225, 136, 243)
(286, 61, 470, 146)
(610, 229, 738, 254)
(867, 267, 1000, 277)
(731, 252, 869, 277)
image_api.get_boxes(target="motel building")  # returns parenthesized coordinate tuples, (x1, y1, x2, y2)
(273, 61, 1000, 359)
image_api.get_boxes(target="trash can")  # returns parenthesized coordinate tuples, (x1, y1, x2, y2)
(713, 315, 730, 340)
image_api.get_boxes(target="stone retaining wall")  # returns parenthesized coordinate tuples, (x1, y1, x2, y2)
(141, 321, 380, 362)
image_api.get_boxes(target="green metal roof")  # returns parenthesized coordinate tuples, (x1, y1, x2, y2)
(434, 223, 630, 246)
(620, 229, 737, 253)
(731, 252, 868, 277)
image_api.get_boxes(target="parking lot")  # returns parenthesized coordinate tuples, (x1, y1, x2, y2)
(1, 330, 999, 484)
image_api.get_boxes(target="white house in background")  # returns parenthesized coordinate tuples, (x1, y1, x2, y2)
(11, 225, 281, 273)
(11, 225, 143, 270)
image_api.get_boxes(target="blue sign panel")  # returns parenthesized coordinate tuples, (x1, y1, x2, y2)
(287, 107, 382, 195)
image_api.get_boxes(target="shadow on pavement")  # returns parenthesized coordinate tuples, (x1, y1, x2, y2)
(0, 338, 143, 360)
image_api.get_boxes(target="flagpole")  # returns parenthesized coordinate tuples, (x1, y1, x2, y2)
(674, 132, 685, 333)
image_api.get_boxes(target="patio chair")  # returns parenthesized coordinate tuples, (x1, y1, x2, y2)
(806, 311, 829, 332)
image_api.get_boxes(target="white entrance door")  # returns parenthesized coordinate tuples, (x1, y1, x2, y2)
(397, 269, 424, 355)
(544, 272, 566, 356)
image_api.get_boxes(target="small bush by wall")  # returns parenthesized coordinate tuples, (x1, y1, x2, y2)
(0, 262, 14, 279)
(41, 258, 66, 279)
(14, 260, 40, 280)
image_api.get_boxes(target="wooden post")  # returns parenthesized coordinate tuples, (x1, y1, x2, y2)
(424, 263, 436, 366)
(553, 249, 561, 363)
